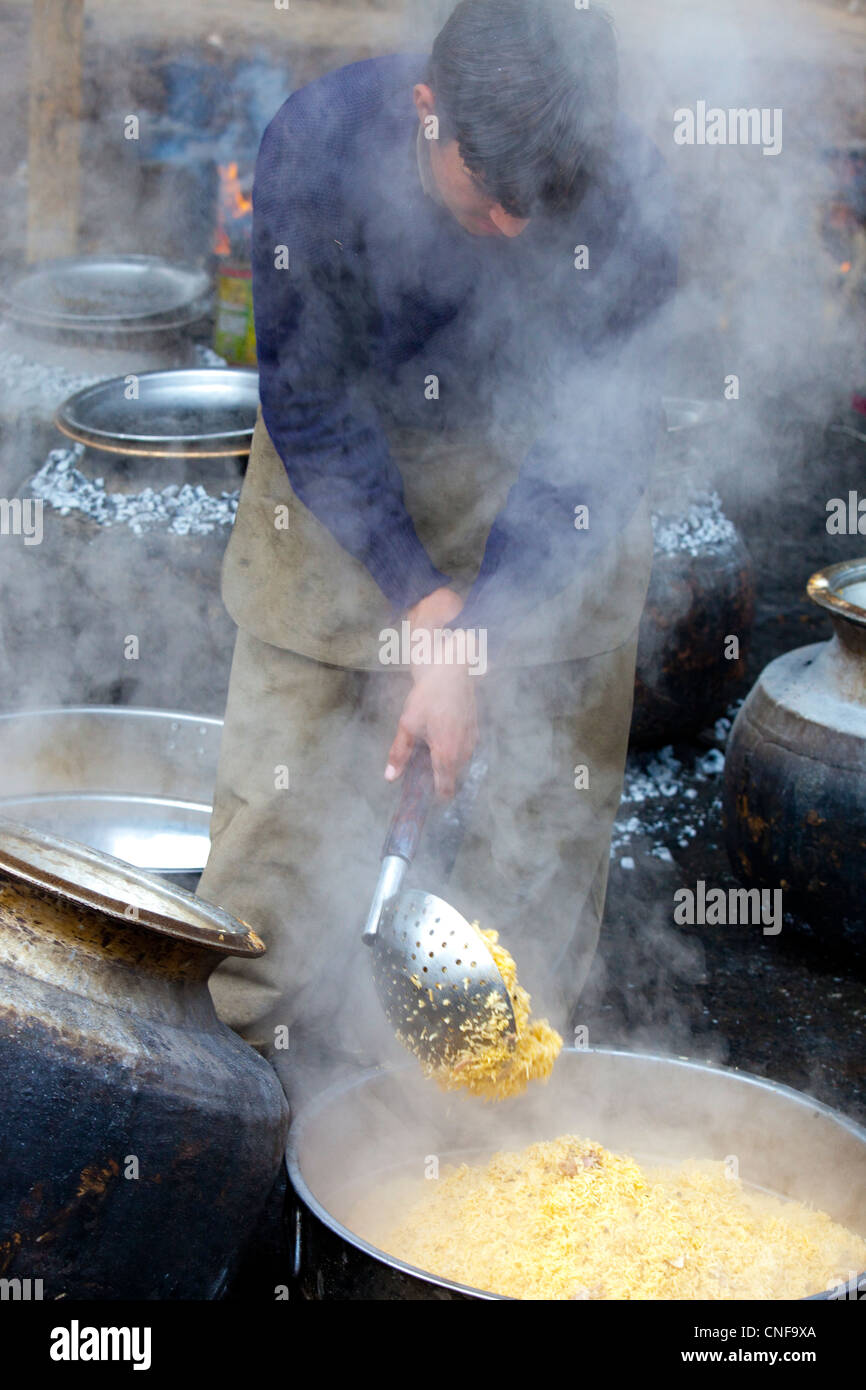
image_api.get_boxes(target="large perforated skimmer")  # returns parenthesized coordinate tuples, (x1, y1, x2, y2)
(362, 744, 516, 1069)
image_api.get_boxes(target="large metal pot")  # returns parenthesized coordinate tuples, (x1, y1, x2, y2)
(0, 256, 214, 488)
(286, 1048, 866, 1300)
(0, 707, 222, 890)
(54, 368, 258, 461)
(723, 557, 866, 925)
(2, 471, 237, 713)
(0, 254, 212, 359)
(0, 819, 289, 1299)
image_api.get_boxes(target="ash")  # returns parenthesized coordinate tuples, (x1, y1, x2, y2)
(651, 490, 739, 557)
(0, 348, 103, 416)
(611, 709, 741, 866)
(28, 443, 239, 536)
(0, 341, 227, 417)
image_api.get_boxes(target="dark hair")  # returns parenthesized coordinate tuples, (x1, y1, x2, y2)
(429, 0, 619, 218)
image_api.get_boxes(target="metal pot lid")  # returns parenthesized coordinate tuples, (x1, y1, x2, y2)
(0, 816, 264, 957)
(808, 558, 866, 628)
(55, 367, 259, 458)
(2, 254, 212, 330)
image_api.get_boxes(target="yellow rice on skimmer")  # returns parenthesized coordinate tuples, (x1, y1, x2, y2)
(420, 926, 562, 1102)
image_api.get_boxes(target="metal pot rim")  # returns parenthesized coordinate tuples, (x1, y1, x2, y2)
(286, 1047, 866, 1302)
(1, 253, 212, 328)
(288, 1066, 502, 1299)
(0, 706, 223, 878)
(808, 558, 866, 628)
(0, 815, 263, 957)
(54, 367, 259, 458)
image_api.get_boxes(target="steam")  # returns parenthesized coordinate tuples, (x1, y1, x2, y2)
(0, 2, 861, 1186)
(272, 0, 865, 1180)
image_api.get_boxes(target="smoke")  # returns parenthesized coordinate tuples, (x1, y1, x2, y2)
(0, 2, 863, 1235)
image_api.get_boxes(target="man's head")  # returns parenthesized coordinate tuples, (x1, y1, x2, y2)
(414, 0, 618, 238)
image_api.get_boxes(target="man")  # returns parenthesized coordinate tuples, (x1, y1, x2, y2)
(197, 0, 678, 1091)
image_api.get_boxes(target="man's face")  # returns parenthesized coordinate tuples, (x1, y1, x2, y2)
(413, 83, 530, 239)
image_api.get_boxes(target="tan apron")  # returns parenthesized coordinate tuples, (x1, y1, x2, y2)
(222, 410, 652, 669)
(198, 413, 653, 1076)
(197, 627, 639, 1082)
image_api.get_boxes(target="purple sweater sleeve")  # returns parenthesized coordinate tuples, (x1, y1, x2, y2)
(251, 103, 449, 613)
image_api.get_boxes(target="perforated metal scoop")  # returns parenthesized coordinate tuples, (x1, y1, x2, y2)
(362, 744, 516, 1069)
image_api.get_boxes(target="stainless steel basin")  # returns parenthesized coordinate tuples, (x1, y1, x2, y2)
(0, 707, 221, 878)
(288, 1048, 866, 1300)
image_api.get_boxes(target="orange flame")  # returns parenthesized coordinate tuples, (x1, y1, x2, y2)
(840, 261, 851, 274)
(214, 162, 253, 257)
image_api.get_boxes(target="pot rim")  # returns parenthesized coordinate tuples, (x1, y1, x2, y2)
(1, 253, 212, 328)
(808, 558, 866, 628)
(0, 816, 263, 957)
(53, 366, 259, 459)
(286, 1047, 866, 1302)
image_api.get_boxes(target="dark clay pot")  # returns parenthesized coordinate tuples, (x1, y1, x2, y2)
(0, 819, 289, 1299)
(633, 524, 754, 745)
(723, 558, 866, 925)
(631, 399, 755, 746)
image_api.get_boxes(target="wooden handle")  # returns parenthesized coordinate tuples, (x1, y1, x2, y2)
(382, 742, 434, 864)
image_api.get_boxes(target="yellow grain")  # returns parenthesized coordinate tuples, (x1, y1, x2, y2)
(428, 926, 562, 1102)
(374, 1135, 866, 1299)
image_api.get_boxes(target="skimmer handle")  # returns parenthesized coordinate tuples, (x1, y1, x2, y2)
(382, 741, 435, 865)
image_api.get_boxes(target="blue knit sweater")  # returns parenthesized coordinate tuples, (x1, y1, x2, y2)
(252, 53, 678, 656)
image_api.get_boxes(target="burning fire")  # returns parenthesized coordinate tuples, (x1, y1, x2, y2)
(214, 162, 253, 258)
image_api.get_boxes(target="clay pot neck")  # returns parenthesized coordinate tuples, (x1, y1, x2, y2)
(831, 612, 866, 659)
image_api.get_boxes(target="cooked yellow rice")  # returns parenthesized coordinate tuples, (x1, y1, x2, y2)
(371, 1134, 866, 1300)
(425, 926, 562, 1102)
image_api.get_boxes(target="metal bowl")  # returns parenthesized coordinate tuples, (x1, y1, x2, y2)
(2, 254, 212, 332)
(287, 1048, 866, 1300)
(55, 367, 259, 458)
(0, 707, 221, 879)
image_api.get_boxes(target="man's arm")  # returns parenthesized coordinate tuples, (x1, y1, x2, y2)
(458, 145, 679, 659)
(252, 105, 449, 614)
(456, 327, 671, 655)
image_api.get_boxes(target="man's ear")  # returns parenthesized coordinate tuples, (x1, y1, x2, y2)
(413, 83, 436, 122)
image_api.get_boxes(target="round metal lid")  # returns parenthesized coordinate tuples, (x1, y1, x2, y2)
(0, 816, 263, 956)
(55, 367, 259, 458)
(808, 558, 866, 629)
(2, 254, 213, 331)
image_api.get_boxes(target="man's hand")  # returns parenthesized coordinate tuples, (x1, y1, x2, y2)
(405, 585, 464, 634)
(385, 586, 479, 799)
